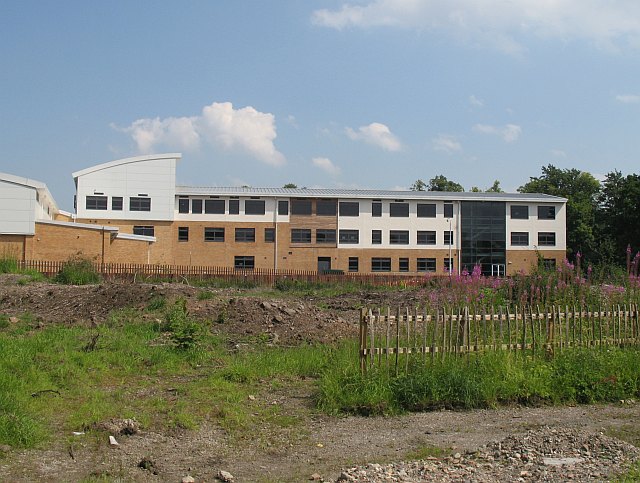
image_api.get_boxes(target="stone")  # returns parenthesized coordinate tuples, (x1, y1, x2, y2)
(542, 457, 584, 466)
(260, 301, 272, 309)
(9, 316, 18, 324)
(217, 470, 235, 482)
(309, 473, 322, 481)
(182, 477, 195, 483)
(108, 435, 119, 446)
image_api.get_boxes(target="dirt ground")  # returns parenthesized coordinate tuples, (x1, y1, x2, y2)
(1, 276, 639, 482)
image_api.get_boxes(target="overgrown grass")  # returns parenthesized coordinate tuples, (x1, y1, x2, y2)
(54, 257, 101, 285)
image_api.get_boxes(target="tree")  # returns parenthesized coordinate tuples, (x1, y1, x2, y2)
(470, 186, 482, 192)
(427, 175, 464, 192)
(486, 180, 503, 193)
(283, 183, 298, 189)
(409, 179, 426, 191)
(519, 165, 601, 261)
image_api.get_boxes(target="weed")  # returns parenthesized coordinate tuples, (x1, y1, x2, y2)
(146, 295, 166, 311)
(163, 299, 203, 350)
(0, 256, 19, 273)
(54, 257, 100, 285)
(405, 444, 449, 460)
(0, 315, 9, 330)
(197, 290, 214, 300)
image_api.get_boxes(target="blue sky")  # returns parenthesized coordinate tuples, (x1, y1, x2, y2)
(1, 0, 639, 211)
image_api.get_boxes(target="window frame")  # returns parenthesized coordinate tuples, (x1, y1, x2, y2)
(338, 229, 359, 244)
(444, 203, 454, 218)
(417, 203, 436, 218)
(537, 231, 556, 246)
(510, 205, 529, 219)
(291, 199, 312, 215)
(399, 258, 409, 272)
(228, 199, 240, 215)
(86, 195, 107, 210)
(244, 199, 265, 215)
(371, 257, 392, 272)
(510, 231, 529, 246)
(348, 257, 359, 272)
(316, 229, 337, 244)
(538, 205, 556, 220)
(389, 202, 409, 217)
(372, 230, 382, 245)
(338, 201, 359, 217)
(204, 227, 225, 242)
(316, 200, 337, 216)
(291, 228, 312, 243)
(133, 225, 154, 237)
(204, 199, 225, 214)
(178, 226, 189, 242)
(235, 227, 256, 242)
(417, 231, 436, 245)
(130, 197, 151, 212)
(234, 256, 255, 270)
(111, 197, 123, 211)
(178, 197, 189, 214)
(417, 258, 436, 272)
(444, 230, 454, 245)
(372, 201, 382, 217)
(264, 228, 275, 243)
(389, 230, 409, 245)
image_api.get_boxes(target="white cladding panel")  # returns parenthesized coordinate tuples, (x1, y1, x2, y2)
(506, 202, 566, 251)
(75, 157, 177, 221)
(0, 180, 36, 234)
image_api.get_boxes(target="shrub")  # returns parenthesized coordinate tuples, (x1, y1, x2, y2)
(163, 299, 203, 350)
(54, 257, 100, 285)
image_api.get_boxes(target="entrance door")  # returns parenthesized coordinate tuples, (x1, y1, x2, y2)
(317, 257, 331, 273)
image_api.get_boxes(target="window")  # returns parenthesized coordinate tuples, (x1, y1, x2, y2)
(204, 227, 225, 242)
(339, 229, 359, 244)
(291, 199, 312, 215)
(542, 258, 556, 270)
(316, 229, 336, 243)
(348, 257, 359, 272)
(538, 205, 556, 220)
(291, 229, 311, 243)
(278, 200, 289, 216)
(205, 199, 225, 214)
(372, 230, 382, 245)
(178, 227, 189, 242)
(228, 199, 240, 215)
(234, 256, 255, 270)
(265, 228, 275, 243)
(390, 202, 409, 217)
(133, 225, 154, 237)
(130, 197, 151, 212)
(178, 198, 189, 213)
(444, 258, 454, 272)
(444, 203, 454, 218)
(245, 200, 265, 215)
(444, 231, 453, 245)
(339, 201, 359, 217)
(235, 228, 255, 242)
(191, 199, 203, 214)
(86, 196, 107, 210)
(417, 203, 436, 218)
(399, 258, 409, 272)
(417, 231, 436, 245)
(417, 258, 436, 272)
(112, 197, 123, 211)
(390, 230, 409, 244)
(371, 258, 391, 272)
(511, 205, 528, 219)
(372, 201, 382, 217)
(538, 232, 556, 246)
(316, 200, 337, 216)
(511, 232, 529, 246)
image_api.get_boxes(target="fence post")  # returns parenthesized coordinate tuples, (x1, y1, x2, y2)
(359, 308, 367, 374)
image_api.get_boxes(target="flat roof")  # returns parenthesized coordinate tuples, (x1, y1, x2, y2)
(72, 153, 182, 179)
(175, 185, 567, 203)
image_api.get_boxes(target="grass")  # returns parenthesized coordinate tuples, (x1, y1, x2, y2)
(613, 461, 640, 482)
(54, 257, 101, 285)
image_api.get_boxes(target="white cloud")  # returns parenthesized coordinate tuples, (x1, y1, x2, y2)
(345, 122, 402, 151)
(469, 95, 484, 107)
(616, 94, 640, 103)
(312, 0, 640, 54)
(432, 134, 462, 154)
(473, 123, 522, 143)
(114, 101, 285, 166)
(312, 157, 341, 176)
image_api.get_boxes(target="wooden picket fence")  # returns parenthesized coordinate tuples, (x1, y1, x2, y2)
(359, 305, 640, 373)
(18, 259, 438, 287)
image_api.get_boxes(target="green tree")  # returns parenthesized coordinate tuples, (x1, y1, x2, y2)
(486, 180, 503, 193)
(409, 179, 426, 191)
(427, 175, 464, 192)
(283, 183, 298, 189)
(519, 165, 601, 261)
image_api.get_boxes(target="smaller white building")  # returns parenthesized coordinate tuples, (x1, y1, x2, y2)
(0, 172, 59, 235)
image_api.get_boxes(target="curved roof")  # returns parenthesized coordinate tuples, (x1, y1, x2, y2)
(72, 153, 182, 180)
(0, 171, 59, 213)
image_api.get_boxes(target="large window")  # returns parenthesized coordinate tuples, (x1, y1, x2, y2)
(178, 227, 189, 242)
(371, 258, 391, 272)
(444, 203, 454, 218)
(390, 230, 409, 244)
(264, 228, 275, 243)
(372, 230, 382, 245)
(316, 229, 336, 243)
(316, 200, 337, 216)
(228, 199, 240, 215)
(291, 229, 311, 243)
(538, 205, 556, 220)
(133, 225, 154, 237)
(417, 258, 436, 272)
(112, 197, 123, 211)
(278, 200, 289, 216)
(444, 231, 453, 245)
(390, 202, 409, 217)
(511, 205, 529, 219)
(339, 201, 359, 217)
(460, 201, 506, 276)
(130, 197, 151, 212)
(417, 231, 436, 245)
(399, 258, 409, 272)
(178, 197, 189, 213)
(348, 257, 359, 272)
(235, 228, 255, 242)
(511, 232, 529, 246)
(86, 196, 107, 210)
(191, 199, 203, 214)
(339, 229, 359, 244)
(234, 256, 255, 270)
(538, 232, 556, 246)
(417, 203, 436, 218)
(372, 201, 382, 217)
(204, 227, 225, 242)
(245, 200, 265, 215)
(205, 199, 225, 214)
(291, 199, 312, 215)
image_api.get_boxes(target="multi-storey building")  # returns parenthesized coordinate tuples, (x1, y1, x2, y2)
(65, 153, 566, 275)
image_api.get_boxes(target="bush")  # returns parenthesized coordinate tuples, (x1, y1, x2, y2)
(163, 299, 203, 350)
(54, 257, 101, 285)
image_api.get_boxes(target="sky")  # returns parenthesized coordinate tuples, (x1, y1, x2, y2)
(1, 0, 640, 212)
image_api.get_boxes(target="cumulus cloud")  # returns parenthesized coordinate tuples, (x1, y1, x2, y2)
(114, 101, 285, 166)
(616, 94, 640, 103)
(312, 0, 640, 54)
(473, 123, 522, 143)
(469, 95, 484, 107)
(345, 122, 402, 151)
(432, 134, 462, 154)
(312, 157, 341, 176)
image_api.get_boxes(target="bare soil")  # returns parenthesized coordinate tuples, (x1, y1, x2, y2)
(1, 276, 639, 482)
